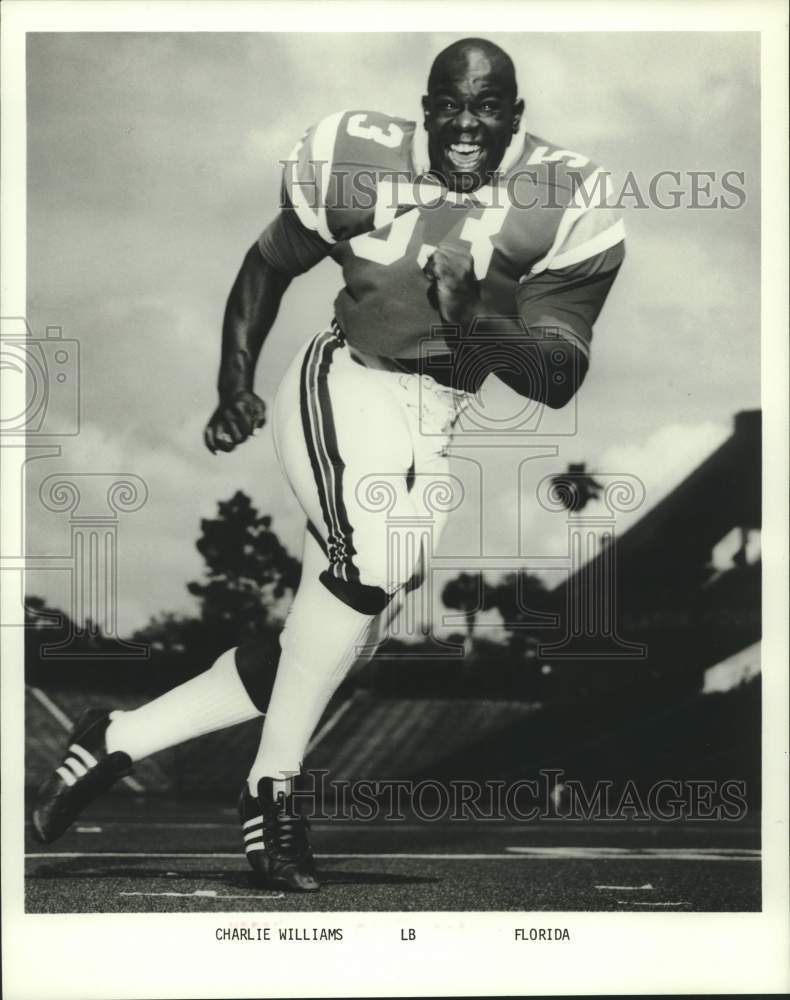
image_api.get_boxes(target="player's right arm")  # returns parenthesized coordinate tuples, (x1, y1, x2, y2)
(204, 120, 335, 454)
(204, 248, 292, 454)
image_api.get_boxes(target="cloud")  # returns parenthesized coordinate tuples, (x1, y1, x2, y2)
(442, 417, 733, 577)
(596, 419, 732, 527)
(26, 415, 304, 634)
(24, 32, 760, 635)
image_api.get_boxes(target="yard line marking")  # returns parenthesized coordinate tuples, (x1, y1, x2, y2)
(305, 698, 354, 755)
(29, 686, 74, 730)
(26, 849, 760, 862)
(27, 686, 146, 794)
(506, 847, 759, 861)
(44, 821, 238, 830)
(642, 847, 757, 857)
(617, 900, 689, 907)
(24, 851, 561, 860)
(596, 883, 654, 891)
(27, 852, 245, 860)
(26, 817, 762, 841)
(326, 851, 759, 862)
(510, 846, 633, 855)
(120, 890, 284, 900)
(75, 826, 103, 834)
(671, 848, 756, 855)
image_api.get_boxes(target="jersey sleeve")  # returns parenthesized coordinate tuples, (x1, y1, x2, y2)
(516, 172, 626, 359)
(257, 192, 333, 277)
(256, 115, 344, 277)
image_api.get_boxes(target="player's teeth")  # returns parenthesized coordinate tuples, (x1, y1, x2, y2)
(450, 144, 480, 153)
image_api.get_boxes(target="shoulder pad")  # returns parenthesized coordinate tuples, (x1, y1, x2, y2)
(282, 110, 415, 241)
(509, 133, 606, 209)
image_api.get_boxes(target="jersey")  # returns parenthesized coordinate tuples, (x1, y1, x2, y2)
(258, 109, 625, 363)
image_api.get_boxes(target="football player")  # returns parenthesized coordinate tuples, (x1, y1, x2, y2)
(32, 38, 624, 893)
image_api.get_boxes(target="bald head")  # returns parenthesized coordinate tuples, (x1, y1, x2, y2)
(427, 38, 518, 100)
(422, 37, 523, 192)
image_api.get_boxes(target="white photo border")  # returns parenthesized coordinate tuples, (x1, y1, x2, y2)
(2, 2, 788, 997)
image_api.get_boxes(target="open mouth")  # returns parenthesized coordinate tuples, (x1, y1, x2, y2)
(445, 142, 486, 172)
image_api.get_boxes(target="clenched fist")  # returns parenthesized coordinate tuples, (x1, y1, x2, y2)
(204, 390, 266, 454)
(422, 241, 480, 326)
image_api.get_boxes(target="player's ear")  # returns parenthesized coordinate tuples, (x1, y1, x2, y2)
(512, 98, 525, 133)
(421, 94, 431, 129)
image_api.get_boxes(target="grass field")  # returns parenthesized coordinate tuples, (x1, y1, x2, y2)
(25, 798, 760, 913)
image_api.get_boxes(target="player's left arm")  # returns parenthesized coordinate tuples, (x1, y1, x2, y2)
(510, 235, 625, 407)
(425, 209, 625, 408)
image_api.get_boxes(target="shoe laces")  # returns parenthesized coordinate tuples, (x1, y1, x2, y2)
(264, 791, 311, 860)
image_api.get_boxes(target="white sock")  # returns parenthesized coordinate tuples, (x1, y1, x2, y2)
(247, 601, 397, 799)
(105, 647, 261, 762)
(247, 577, 376, 794)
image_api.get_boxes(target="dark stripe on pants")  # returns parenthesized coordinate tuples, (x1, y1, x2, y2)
(299, 329, 359, 582)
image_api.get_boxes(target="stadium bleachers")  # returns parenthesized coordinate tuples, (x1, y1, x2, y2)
(305, 692, 540, 782)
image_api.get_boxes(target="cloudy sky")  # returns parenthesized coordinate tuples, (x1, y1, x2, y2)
(24, 31, 760, 634)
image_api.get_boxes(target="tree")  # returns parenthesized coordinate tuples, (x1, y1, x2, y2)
(24, 494, 302, 689)
(485, 571, 555, 656)
(132, 611, 204, 657)
(24, 595, 112, 660)
(187, 491, 301, 651)
(441, 571, 483, 656)
(549, 462, 603, 512)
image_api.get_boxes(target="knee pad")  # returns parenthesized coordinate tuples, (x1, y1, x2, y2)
(319, 554, 424, 614)
(308, 513, 426, 614)
(319, 571, 393, 615)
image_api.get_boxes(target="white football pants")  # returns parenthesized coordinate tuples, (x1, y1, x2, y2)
(247, 320, 471, 781)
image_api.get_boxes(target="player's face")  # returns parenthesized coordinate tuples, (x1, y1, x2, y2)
(423, 54, 523, 192)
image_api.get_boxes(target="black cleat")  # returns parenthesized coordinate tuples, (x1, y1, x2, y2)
(31, 708, 133, 844)
(239, 777, 320, 892)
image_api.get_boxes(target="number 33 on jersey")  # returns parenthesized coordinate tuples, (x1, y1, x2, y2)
(258, 109, 625, 360)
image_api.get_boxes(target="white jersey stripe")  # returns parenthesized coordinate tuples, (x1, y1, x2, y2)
(288, 137, 322, 234)
(312, 110, 347, 244)
(243, 830, 263, 844)
(245, 842, 265, 854)
(548, 219, 626, 270)
(69, 743, 98, 769)
(242, 816, 263, 831)
(527, 169, 611, 277)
